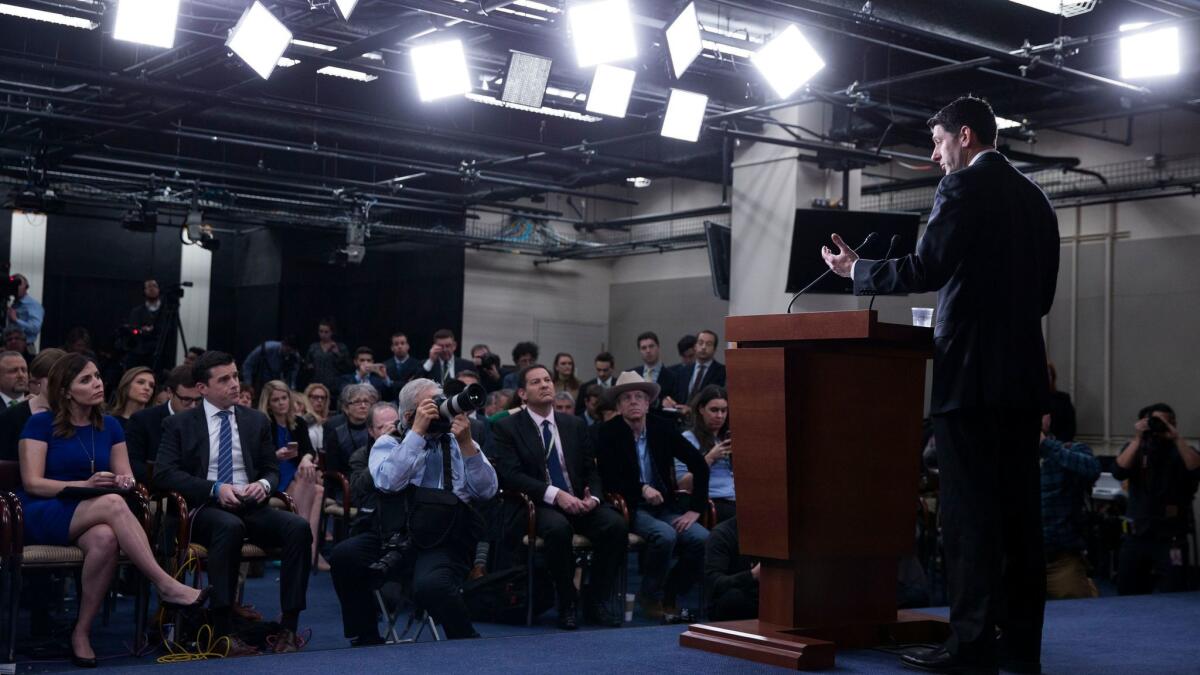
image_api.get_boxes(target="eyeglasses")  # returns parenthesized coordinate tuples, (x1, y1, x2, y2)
(347, 399, 371, 406)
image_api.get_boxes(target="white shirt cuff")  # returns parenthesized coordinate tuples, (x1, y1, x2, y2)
(257, 478, 272, 494)
(423, 358, 435, 371)
(543, 485, 560, 505)
(851, 259, 858, 279)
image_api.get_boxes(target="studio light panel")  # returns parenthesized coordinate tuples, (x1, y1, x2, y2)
(569, 0, 637, 68)
(502, 51, 553, 109)
(412, 39, 473, 102)
(665, 2, 702, 79)
(226, 2, 293, 80)
(661, 89, 708, 142)
(333, 0, 360, 21)
(114, 0, 180, 48)
(585, 64, 636, 118)
(751, 24, 825, 99)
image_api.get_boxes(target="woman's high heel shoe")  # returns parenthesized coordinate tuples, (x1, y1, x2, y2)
(69, 645, 97, 668)
(161, 585, 212, 612)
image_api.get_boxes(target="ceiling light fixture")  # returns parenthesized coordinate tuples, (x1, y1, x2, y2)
(226, 2, 293, 80)
(1006, 0, 1096, 17)
(996, 116, 1023, 130)
(333, 0, 359, 21)
(411, 39, 472, 102)
(502, 51, 553, 109)
(665, 2, 702, 79)
(317, 66, 378, 82)
(751, 24, 825, 99)
(569, 0, 637, 68)
(660, 88, 708, 142)
(1119, 22, 1180, 79)
(585, 64, 636, 118)
(114, 0, 180, 48)
(0, 3, 96, 29)
(465, 94, 602, 122)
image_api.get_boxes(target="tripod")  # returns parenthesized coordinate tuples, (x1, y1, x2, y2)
(150, 299, 188, 375)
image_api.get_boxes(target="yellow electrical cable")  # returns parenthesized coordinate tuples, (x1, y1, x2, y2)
(151, 552, 232, 662)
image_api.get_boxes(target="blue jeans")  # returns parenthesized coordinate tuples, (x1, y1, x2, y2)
(632, 506, 709, 602)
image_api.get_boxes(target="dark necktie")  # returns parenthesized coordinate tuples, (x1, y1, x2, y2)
(543, 420, 570, 494)
(690, 363, 708, 400)
(421, 440, 443, 489)
(216, 410, 235, 484)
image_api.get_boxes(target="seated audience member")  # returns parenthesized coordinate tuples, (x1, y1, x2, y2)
(63, 326, 93, 355)
(4, 326, 33, 364)
(1111, 403, 1200, 595)
(242, 336, 301, 391)
(632, 332, 680, 409)
(553, 391, 575, 416)
(236, 382, 255, 408)
(183, 346, 206, 370)
(0, 348, 65, 461)
(18, 353, 207, 665)
(323, 383, 377, 479)
(305, 319, 352, 399)
(1039, 412, 1101, 599)
(1046, 362, 1077, 442)
(677, 385, 735, 524)
(578, 383, 603, 426)
(0, 349, 29, 407)
(470, 344, 491, 368)
(673, 330, 726, 410)
(260, 380, 327, 571)
(384, 331, 423, 387)
(331, 379, 497, 644)
(573, 352, 616, 416)
(108, 366, 155, 425)
(302, 383, 331, 453)
(671, 334, 697, 379)
(500, 341, 540, 390)
(595, 371, 709, 619)
(552, 352, 580, 401)
(338, 347, 392, 402)
(292, 391, 309, 419)
(705, 518, 758, 620)
(422, 328, 474, 385)
(476, 351, 504, 392)
(125, 365, 201, 486)
(491, 365, 626, 629)
(483, 389, 511, 418)
(344, 402, 400, 535)
(152, 386, 171, 407)
(155, 351, 312, 652)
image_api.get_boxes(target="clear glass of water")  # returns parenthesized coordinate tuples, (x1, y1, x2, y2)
(911, 307, 933, 327)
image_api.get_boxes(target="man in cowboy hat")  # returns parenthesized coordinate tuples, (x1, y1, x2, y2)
(595, 370, 710, 620)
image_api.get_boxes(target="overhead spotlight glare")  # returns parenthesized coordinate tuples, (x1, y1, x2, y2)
(114, 0, 180, 48)
(1119, 23, 1180, 79)
(995, 116, 1023, 130)
(626, 177, 652, 188)
(226, 2, 293, 80)
(411, 39, 472, 102)
(502, 51, 553, 109)
(0, 3, 97, 29)
(569, 0, 637, 68)
(513, 0, 560, 12)
(751, 24, 825, 99)
(701, 40, 753, 59)
(291, 38, 336, 52)
(585, 64, 636, 118)
(1006, 0, 1095, 17)
(333, 0, 359, 21)
(276, 57, 301, 68)
(317, 66, 378, 82)
(661, 88, 708, 142)
(665, 2, 702, 79)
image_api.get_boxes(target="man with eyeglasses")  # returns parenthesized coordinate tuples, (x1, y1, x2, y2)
(127, 364, 203, 487)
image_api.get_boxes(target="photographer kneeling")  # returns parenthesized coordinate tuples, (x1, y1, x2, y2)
(330, 378, 497, 645)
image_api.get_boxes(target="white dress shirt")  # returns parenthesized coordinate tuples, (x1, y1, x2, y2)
(422, 356, 455, 380)
(527, 409, 599, 506)
(202, 399, 270, 495)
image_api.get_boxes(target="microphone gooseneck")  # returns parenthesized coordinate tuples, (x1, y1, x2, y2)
(868, 234, 901, 312)
(787, 232, 878, 314)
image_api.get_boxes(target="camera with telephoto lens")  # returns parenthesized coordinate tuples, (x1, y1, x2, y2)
(479, 352, 501, 372)
(1143, 415, 1169, 437)
(367, 531, 413, 587)
(427, 383, 486, 434)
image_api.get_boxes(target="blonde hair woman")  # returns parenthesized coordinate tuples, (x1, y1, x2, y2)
(258, 380, 328, 570)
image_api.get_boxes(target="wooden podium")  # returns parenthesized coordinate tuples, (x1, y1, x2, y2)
(680, 310, 949, 669)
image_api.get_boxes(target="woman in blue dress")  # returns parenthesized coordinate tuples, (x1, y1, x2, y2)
(18, 354, 207, 666)
(257, 380, 325, 570)
(676, 385, 736, 524)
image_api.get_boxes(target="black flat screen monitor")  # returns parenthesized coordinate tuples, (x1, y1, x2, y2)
(785, 209, 920, 294)
(704, 220, 731, 300)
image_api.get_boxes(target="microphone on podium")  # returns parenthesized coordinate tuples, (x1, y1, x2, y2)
(786, 232, 878, 314)
(868, 234, 902, 312)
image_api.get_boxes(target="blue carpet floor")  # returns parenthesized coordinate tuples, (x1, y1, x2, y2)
(12, 571, 1200, 672)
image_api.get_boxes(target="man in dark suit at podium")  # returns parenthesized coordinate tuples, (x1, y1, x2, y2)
(822, 96, 1059, 674)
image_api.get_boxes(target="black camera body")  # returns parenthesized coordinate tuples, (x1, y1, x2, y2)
(479, 352, 501, 371)
(428, 383, 486, 434)
(367, 530, 413, 588)
(1144, 415, 1169, 437)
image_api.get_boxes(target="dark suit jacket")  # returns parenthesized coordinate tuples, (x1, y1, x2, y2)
(384, 356, 423, 387)
(852, 152, 1059, 414)
(422, 357, 475, 384)
(126, 402, 173, 486)
(491, 409, 603, 504)
(155, 404, 280, 509)
(673, 360, 727, 405)
(632, 365, 679, 407)
(594, 415, 709, 519)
